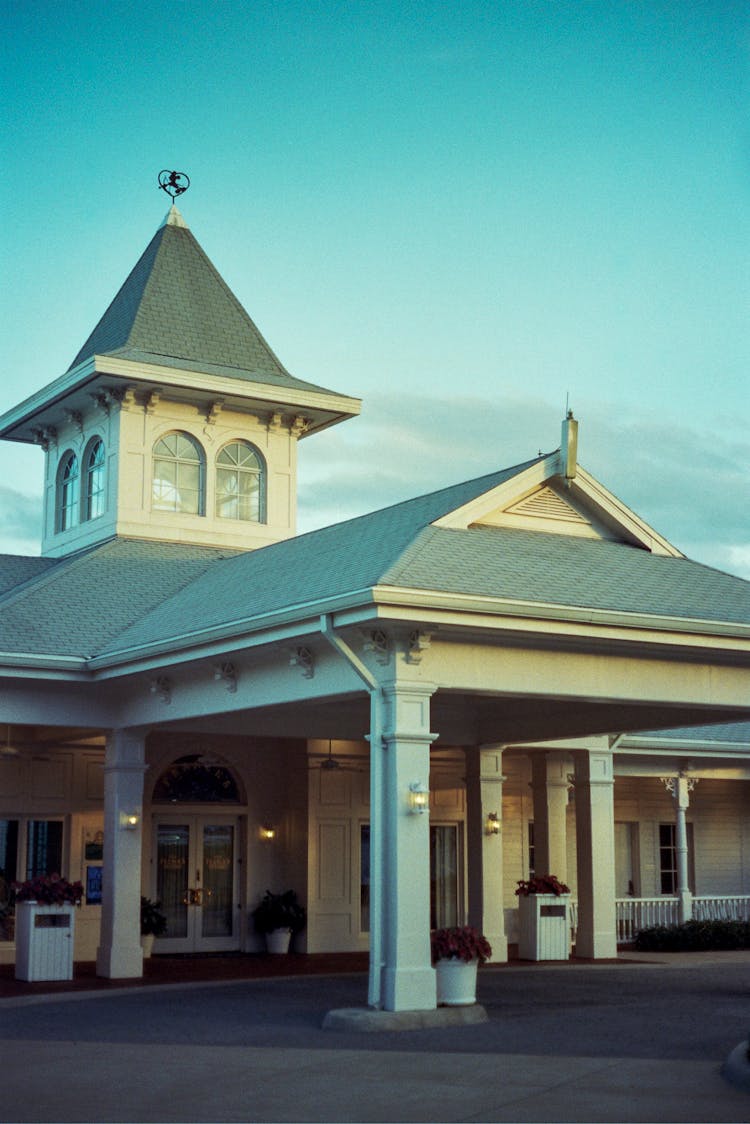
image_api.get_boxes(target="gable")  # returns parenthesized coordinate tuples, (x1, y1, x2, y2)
(473, 481, 606, 540)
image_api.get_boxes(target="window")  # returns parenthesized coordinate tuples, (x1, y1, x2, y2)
(56, 451, 79, 532)
(83, 438, 106, 521)
(0, 818, 65, 942)
(430, 825, 460, 929)
(152, 432, 204, 514)
(215, 441, 265, 522)
(659, 823, 694, 894)
(528, 822, 535, 879)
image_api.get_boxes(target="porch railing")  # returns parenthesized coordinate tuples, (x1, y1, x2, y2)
(569, 895, 750, 946)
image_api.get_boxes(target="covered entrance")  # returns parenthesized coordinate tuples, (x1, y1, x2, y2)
(152, 815, 241, 953)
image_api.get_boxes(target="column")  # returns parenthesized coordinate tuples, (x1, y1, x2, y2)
(96, 728, 148, 978)
(667, 772, 695, 924)
(374, 681, 437, 1012)
(530, 752, 570, 882)
(465, 745, 508, 962)
(573, 749, 617, 959)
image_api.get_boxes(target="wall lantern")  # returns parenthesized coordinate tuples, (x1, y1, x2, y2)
(486, 812, 500, 835)
(409, 782, 429, 815)
(259, 825, 276, 842)
(120, 811, 140, 831)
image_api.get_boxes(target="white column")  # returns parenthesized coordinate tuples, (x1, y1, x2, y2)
(96, 728, 148, 978)
(375, 681, 437, 1012)
(530, 752, 570, 882)
(465, 745, 508, 962)
(573, 749, 617, 959)
(673, 773, 695, 924)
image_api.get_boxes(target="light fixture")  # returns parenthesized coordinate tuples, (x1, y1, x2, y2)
(486, 812, 500, 835)
(120, 811, 140, 831)
(409, 781, 429, 815)
(259, 825, 276, 842)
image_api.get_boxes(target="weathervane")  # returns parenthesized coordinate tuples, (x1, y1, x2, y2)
(158, 170, 190, 200)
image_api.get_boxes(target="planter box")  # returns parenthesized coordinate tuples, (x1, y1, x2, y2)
(265, 928, 292, 954)
(518, 893, 570, 961)
(15, 902, 75, 981)
(435, 958, 479, 1006)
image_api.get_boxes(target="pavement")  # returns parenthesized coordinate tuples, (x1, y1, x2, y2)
(1, 950, 749, 1123)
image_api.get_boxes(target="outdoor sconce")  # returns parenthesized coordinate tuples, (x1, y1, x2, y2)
(120, 811, 140, 831)
(259, 825, 276, 842)
(409, 782, 429, 815)
(486, 812, 500, 835)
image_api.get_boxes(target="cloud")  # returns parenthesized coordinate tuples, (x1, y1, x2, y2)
(0, 486, 43, 555)
(298, 392, 750, 579)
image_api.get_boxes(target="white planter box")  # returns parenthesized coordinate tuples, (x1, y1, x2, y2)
(435, 958, 479, 1006)
(15, 902, 75, 981)
(518, 894, 570, 961)
(265, 928, 292, 954)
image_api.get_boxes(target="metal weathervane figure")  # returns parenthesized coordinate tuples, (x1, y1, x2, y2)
(158, 170, 190, 199)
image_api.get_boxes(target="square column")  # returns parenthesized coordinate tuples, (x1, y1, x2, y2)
(96, 729, 148, 978)
(530, 752, 570, 882)
(465, 746, 508, 962)
(375, 681, 438, 1012)
(573, 749, 617, 959)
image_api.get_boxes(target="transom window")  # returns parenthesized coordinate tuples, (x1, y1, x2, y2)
(84, 438, 106, 521)
(56, 451, 80, 532)
(216, 441, 265, 522)
(152, 432, 204, 515)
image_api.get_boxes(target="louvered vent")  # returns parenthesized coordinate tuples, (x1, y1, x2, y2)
(505, 487, 589, 524)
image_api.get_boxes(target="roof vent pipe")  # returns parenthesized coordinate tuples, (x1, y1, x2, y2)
(560, 410, 578, 488)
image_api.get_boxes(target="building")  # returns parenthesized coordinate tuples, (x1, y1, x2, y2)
(0, 203, 748, 1012)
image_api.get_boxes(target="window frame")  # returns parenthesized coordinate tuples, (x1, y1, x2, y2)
(83, 436, 106, 522)
(56, 450, 80, 533)
(214, 440, 266, 523)
(151, 430, 206, 516)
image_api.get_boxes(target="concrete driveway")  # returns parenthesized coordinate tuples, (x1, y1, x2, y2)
(1, 951, 749, 1122)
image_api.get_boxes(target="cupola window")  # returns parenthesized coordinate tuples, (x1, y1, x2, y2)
(56, 451, 80, 532)
(216, 441, 265, 522)
(83, 438, 106, 521)
(152, 432, 205, 515)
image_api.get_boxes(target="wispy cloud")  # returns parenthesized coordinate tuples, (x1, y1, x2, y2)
(298, 393, 750, 579)
(0, 486, 43, 555)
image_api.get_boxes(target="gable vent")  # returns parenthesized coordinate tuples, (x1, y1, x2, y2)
(505, 487, 589, 524)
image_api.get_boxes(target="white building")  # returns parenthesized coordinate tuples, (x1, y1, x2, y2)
(0, 203, 748, 1011)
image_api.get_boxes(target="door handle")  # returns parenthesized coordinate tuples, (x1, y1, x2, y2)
(188, 888, 203, 906)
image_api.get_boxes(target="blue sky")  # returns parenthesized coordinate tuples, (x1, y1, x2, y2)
(1, 1, 748, 575)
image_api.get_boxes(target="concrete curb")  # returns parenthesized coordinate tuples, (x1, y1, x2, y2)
(322, 1004, 489, 1032)
(722, 1039, 750, 1092)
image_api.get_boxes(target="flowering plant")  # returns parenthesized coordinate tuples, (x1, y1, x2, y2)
(12, 874, 83, 905)
(431, 925, 492, 964)
(515, 874, 570, 897)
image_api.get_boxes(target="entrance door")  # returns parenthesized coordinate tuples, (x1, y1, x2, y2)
(153, 815, 240, 953)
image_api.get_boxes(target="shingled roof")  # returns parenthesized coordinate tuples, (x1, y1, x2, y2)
(67, 205, 340, 397)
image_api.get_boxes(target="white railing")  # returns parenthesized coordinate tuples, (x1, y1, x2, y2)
(569, 895, 750, 945)
(693, 895, 750, 923)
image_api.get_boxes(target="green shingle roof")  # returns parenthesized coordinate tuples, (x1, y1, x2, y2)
(67, 206, 344, 399)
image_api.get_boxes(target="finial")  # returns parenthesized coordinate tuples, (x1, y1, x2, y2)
(158, 170, 190, 200)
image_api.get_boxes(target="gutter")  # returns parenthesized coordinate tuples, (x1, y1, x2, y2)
(319, 614, 385, 1011)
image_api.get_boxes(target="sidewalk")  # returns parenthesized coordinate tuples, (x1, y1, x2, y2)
(1, 951, 749, 1122)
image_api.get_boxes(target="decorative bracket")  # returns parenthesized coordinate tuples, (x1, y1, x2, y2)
(362, 629, 390, 666)
(109, 386, 137, 412)
(290, 415, 309, 438)
(268, 411, 283, 433)
(149, 676, 172, 705)
(90, 391, 111, 416)
(290, 647, 315, 679)
(214, 661, 238, 693)
(406, 629, 432, 665)
(144, 390, 161, 415)
(64, 410, 84, 435)
(31, 426, 57, 452)
(206, 399, 224, 426)
(661, 773, 698, 797)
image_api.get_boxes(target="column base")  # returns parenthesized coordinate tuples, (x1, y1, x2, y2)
(574, 929, 617, 959)
(96, 942, 144, 979)
(382, 965, 437, 1012)
(485, 932, 508, 963)
(323, 1005, 488, 1032)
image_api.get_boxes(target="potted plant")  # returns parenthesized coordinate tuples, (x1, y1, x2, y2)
(11, 874, 83, 981)
(431, 925, 492, 1006)
(140, 896, 167, 958)
(251, 889, 306, 953)
(516, 873, 571, 961)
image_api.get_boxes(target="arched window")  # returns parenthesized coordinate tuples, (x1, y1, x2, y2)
(152, 756, 241, 803)
(152, 432, 204, 515)
(83, 438, 106, 521)
(215, 441, 265, 522)
(56, 451, 79, 532)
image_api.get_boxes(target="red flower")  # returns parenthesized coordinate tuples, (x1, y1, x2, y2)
(431, 925, 492, 964)
(515, 874, 570, 897)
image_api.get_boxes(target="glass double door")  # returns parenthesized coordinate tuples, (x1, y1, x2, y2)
(153, 815, 240, 953)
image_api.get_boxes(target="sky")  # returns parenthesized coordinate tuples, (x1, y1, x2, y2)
(1, 0, 748, 577)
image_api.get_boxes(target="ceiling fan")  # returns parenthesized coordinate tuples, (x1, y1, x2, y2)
(309, 741, 364, 773)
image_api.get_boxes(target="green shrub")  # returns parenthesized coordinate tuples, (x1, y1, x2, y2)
(634, 919, 750, 952)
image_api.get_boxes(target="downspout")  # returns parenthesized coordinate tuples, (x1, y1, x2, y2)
(319, 614, 385, 1009)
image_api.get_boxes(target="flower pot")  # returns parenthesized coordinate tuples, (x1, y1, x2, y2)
(141, 933, 155, 959)
(265, 928, 292, 954)
(15, 901, 75, 981)
(435, 957, 479, 1006)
